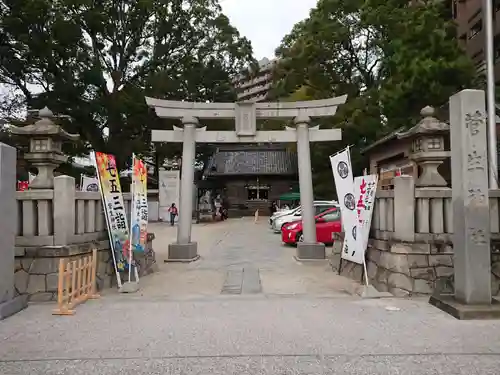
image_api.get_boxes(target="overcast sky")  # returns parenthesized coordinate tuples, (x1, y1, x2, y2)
(220, 0, 317, 60)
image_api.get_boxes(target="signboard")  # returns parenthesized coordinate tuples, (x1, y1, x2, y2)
(130, 155, 148, 253)
(330, 148, 361, 264)
(81, 176, 99, 192)
(159, 170, 180, 221)
(93, 152, 130, 274)
(354, 175, 378, 258)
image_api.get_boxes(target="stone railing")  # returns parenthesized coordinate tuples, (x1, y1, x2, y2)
(5, 108, 159, 306)
(371, 190, 394, 240)
(16, 176, 160, 250)
(371, 178, 500, 242)
(73, 191, 107, 243)
(334, 175, 500, 297)
(16, 189, 56, 247)
(14, 175, 159, 302)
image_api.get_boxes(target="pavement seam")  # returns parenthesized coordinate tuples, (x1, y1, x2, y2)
(2, 352, 500, 363)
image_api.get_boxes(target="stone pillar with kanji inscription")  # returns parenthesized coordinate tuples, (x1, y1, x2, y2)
(450, 89, 491, 305)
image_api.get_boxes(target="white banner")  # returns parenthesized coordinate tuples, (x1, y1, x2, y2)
(158, 170, 180, 221)
(330, 148, 360, 264)
(354, 174, 378, 258)
(81, 176, 99, 192)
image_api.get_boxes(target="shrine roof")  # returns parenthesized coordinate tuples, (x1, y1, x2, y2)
(204, 145, 297, 176)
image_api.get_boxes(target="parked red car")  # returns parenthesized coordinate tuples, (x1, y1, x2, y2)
(281, 207, 342, 245)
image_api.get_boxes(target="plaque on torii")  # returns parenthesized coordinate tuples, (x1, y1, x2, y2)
(146, 95, 347, 262)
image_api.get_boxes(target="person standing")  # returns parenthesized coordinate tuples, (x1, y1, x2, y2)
(214, 195, 222, 220)
(168, 203, 178, 226)
(269, 201, 277, 215)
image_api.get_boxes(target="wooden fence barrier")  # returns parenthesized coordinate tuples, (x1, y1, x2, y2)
(53, 248, 100, 315)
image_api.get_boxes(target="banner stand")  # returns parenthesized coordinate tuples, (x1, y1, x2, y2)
(119, 279, 139, 293)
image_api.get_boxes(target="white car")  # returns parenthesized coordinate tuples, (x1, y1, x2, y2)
(268, 200, 336, 228)
(272, 202, 338, 233)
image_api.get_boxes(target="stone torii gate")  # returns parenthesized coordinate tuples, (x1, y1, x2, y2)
(146, 95, 347, 261)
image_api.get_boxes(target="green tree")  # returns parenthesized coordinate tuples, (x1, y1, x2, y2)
(272, 0, 475, 197)
(0, 0, 255, 169)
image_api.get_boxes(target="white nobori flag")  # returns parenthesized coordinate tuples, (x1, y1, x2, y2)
(353, 174, 378, 262)
(330, 148, 361, 264)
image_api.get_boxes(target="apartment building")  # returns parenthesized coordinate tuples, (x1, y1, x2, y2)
(233, 58, 276, 102)
(453, 0, 500, 80)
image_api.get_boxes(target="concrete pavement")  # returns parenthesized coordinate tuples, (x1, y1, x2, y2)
(1, 218, 499, 374)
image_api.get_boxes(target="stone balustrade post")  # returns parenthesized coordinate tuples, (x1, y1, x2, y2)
(393, 175, 415, 242)
(53, 175, 76, 246)
(0, 142, 28, 319)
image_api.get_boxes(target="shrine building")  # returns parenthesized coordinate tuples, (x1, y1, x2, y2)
(202, 144, 298, 216)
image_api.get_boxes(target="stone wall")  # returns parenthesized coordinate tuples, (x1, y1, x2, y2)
(332, 238, 500, 297)
(14, 235, 157, 302)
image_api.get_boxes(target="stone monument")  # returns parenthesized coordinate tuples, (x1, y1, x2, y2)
(0, 143, 28, 319)
(430, 89, 500, 319)
(146, 96, 347, 261)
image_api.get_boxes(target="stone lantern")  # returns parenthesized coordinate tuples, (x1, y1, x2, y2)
(10, 107, 79, 189)
(397, 106, 450, 187)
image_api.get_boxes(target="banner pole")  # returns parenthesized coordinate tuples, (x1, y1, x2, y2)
(128, 153, 135, 283)
(362, 256, 369, 287)
(329, 144, 353, 158)
(92, 151, 122, 288)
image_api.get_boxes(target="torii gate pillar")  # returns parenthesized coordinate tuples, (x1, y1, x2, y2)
(146, 96, 347, 261)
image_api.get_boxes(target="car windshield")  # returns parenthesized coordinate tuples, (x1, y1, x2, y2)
(317, 207, 337, 218)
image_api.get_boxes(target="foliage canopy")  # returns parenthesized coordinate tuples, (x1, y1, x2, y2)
(273, 0, 475, 196)
(0, 0, 255, 170)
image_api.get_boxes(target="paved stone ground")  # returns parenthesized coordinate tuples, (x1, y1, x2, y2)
(1, 218, 500, 374)
(130, 218, 359, 298)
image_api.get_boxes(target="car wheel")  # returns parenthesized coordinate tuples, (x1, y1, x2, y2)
(297, 232, 304, 243)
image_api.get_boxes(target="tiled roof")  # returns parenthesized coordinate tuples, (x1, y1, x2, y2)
(204, 147, 297, 176)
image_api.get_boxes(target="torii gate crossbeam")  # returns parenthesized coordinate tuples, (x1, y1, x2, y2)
(146, 95, 347, 261)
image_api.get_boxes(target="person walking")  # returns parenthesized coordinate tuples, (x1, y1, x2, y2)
(168, 203, 178, 226)
(221, 197, 228, 221)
